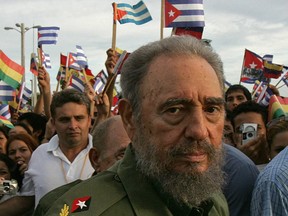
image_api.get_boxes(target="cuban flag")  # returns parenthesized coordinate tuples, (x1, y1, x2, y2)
(165, 0, 205, 28)
(76, 45, 88, 69)
(93, 78, 105, 94)
(22, 87, 32, 104)
(0, 81, 15, 102)
(114, 1, 152, 25)
(42, 52, 52, 69)
(68, 75, 85, 92)
(0, 104, 11, 120)
(38, 26, 60, 46)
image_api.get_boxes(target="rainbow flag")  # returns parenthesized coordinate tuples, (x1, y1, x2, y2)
(0, 50, 24, 89)
(268, 95, 288, 121)
(0, 116, 14, 128)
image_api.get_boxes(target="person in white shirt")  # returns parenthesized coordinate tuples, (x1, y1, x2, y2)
(0, 88, 94, 215)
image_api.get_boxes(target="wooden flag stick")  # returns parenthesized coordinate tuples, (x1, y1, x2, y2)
(112, 3, 117, 50)
(37, 47, 43, 68)
(277, 83, 286, 89)
(82, 68, 88, 83)
(160, 0, 164, 39)
(275, 78, 283, 87)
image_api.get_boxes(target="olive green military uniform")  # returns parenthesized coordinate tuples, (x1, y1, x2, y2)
(34, 145, 229, 216)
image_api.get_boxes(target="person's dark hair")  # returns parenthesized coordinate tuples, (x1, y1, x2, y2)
(225, 84, 252, 101)
(6, 133, 38, 155)
(0, 153, 22, 190)
(230, 101, 268, 129)
(267, 120, 288, 150)
(120, 35, 225, 119)
(50, 88, 91, 118)
(0, 125, 9, 139)
(18, 112, 48, 143)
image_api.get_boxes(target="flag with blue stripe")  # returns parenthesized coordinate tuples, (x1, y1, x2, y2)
(38, 26, 60, 46)
(0, 104, 11, 120)
(0, 81, 15, 102)
(76, 45, 88, 68)
(22, 87, 32, 104)
(165, 0, 205, 28)
(116, 1, 152, 25)
(69, 75, 85, 92)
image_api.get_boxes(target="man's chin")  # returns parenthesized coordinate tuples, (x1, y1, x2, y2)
(170, 160, 209, 173)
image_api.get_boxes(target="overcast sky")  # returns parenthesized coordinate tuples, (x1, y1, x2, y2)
(1, 0, 288, 95)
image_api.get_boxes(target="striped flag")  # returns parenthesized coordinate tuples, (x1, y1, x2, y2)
(96, 70, 108, 84)
(22, 86, 32, 104)
(76, 45, 88, 68)
(0, 116, 14, 128)
(68, 75, 85, 92)
(0, 50, 24, 89)
(114, 1, 152, 25)
(42, 52, 52, 69)
(263, 61, 283, 79)
(0, 104, 11, 120)
(165, 0, 205, 28)
(263, 54, 273, 63)
(67, 52, 81, 71)
(93, 78, 105, 94)
(268, 95, 288, 121)
(0, 80, 15, 102)
(38, 26, 60, 46)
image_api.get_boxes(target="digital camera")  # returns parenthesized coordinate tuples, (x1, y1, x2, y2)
(241, 123, 257, 145)
(0, 179, 18, 195)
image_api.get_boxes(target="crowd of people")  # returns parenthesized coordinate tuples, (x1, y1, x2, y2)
(0, 35, 287, 215)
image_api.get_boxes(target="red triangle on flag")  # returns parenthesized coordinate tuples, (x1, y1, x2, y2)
(68, 53, 76, 66)
(116, 9, 127, 21)
(165, 0, 182, 27)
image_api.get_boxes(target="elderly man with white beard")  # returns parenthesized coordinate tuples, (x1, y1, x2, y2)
(35, 36, 229, 216)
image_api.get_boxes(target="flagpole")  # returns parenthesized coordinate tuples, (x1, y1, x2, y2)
(82, 68, 88, 83)
(160, 0, 164, 39)
(112, 3, 117, 50)
(37, 47, 43, 68)
(239, 49, 246, 85)
(65, 53, 70, 82)
(277, 83, 286, 89)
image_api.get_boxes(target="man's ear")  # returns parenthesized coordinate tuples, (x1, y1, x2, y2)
(118, 99, 135, 140)
(88, 148, 101, 173)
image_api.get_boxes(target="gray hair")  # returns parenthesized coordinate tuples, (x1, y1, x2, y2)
(120, 35, 225, 117)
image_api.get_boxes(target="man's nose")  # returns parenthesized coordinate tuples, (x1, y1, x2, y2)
(184, 110, 208, 140)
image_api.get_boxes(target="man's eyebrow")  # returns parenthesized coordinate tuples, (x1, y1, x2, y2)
(204, 97, 225, 106)
(160, 98, 192, 110)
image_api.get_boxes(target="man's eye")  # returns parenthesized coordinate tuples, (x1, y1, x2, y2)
(205, 106, 219, 114)
(166, 107, 181, 114)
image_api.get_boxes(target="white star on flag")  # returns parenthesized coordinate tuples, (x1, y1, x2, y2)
(76, 200, 87, 209)
(168, 10, 175, 17)
(249, 62, 257, 69)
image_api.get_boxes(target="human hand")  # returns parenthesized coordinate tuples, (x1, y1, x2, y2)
(105, 48, 119, 76)
(237, 134, 269, 164)
(84, 83, 96, 103)
(17, 161, 28, 176)
(37, 66, 51, 93)
(94, 93, 110, 118)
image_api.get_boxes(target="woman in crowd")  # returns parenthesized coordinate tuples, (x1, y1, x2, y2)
(5, 133, 38, 176)
(267, 119, 288, 159)
(0, 126, 9, 154)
